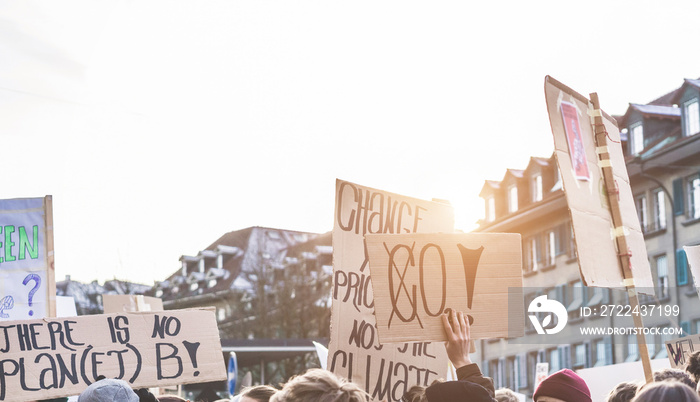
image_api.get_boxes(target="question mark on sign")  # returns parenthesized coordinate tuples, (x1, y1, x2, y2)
(22, 274, 41, 316)
(0, 296, 14, 318)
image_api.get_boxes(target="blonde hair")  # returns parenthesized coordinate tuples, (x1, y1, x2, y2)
(270, 369, 367, 402)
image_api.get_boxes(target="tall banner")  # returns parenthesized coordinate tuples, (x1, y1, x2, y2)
(329, 180, 454, 402)
(0, 196, 55, 320)
(544, 77, 654, 291)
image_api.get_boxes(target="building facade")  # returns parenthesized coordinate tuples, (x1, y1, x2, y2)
(475, 78, 700, 398)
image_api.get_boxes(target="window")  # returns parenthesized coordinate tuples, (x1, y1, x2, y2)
(545, 231, 556, 267)
(486, 196, 496, 222)
(656, 326, 674, 358)
(526, 237, 540, 272)
(217, 307, 226, 321)
(625, 334, 639, 362)
(635, 194, 648, 232)
(684, 99, 700, 136)
(594, 339, 610, 367)
(656, 255, 669, 299)
(532, 174, 543, 202)
(568, 222, 577, 259)
(568, 280, 584, 320)
(646, 332, 657, 358)
(652, 189, 666, 231)
(677, 249, 689, 286)
(508, 185, 518, 213)
(689, 176, 700, 219)
(573, 343, 588, 370)
(630, 123, 644, 154)
(587, 287, 608, 309)
(548, 348, 561, 374)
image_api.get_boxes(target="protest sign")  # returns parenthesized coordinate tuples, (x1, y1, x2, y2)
(103, 294, 164, 313)
(577, 358, 671, 401)
(365, 233, 523, 343)
(534, 362, 548, 391)
(0, 196, 55, 321)
(544, 77, 654, 291)
(684, 245, 700, 297)
(329, 179, 454, 402)
(0, 308, 226, 401)
(664, 334, 700, 368)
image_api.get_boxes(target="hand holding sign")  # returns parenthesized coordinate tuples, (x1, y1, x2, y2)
(442, 309, 472, 369)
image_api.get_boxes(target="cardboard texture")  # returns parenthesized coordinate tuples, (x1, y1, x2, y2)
(544, 77, 654, 292)
(0, 308, 226, 401)
(684, 245, 700, 290)
(328, 179, 454, 402)
(365, 233, 524, 343)
(0, 196, 55, 321)
(103, 294, 164, 313)
(664, 334, 700, 369)
(577, 358, 671, 401)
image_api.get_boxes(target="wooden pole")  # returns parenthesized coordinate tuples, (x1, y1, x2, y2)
(45, 195, 56, 318)
(589, 93, 653, 384)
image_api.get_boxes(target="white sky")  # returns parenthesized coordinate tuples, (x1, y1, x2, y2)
(2, 1, 699, 285)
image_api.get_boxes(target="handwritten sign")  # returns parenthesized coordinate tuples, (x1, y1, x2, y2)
(365, 233, 523, 343)
(665, 334, 700, 369)
(0, 308, 226, 401)
(328, 179, 454, 402)
(0, 197, 55, 320)
(544, 77, 654, 291)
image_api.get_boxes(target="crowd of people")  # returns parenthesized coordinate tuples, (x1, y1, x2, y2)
(59, 309, 700, 402)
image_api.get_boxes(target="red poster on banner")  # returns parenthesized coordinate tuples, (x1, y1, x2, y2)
(560, 101, 590, 181)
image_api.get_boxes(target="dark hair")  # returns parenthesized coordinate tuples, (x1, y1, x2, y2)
(632, 380, 700, 402)
(686, 350, 700, 384)
(156, 396, 188, 402)
(401, 385, 427, 402)
(241, 385, 278, 402)
(605, 381, 639, 402)
(653, 368, 697, 389)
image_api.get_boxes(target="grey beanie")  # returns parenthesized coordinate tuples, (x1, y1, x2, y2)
(78, 378, 139, 402)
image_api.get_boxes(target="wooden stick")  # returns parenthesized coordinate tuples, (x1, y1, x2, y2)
(589, 93, 653, 384)
(44, 195, 56, 318)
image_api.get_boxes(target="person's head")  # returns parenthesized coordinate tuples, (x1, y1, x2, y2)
(77, 378, 139, 402)
(605, 381, 639, 402)
(533, 369, 591, 402)
(425, 380, 493, 402)
(632, 380, 700, 402)
(156, 397, 188, 402)
(401, 385, 427, 402)
(686, 350, 700, 384)
(654, 368, 697, 389)
(495, 387, 520, 402)
(240, 385, 278, 402)
(270, 369, 367, 402)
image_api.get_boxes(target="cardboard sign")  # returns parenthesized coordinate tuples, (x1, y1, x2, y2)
(684, 245, 700, 290)
(0, 308, 226, 401)
(534, 362, 549, 391)
(0, 196, 56, 321)
(577, 358, 671, 401)
(664, 334, 700, 368)
(328, 179, 454, 402)
(365, 233, 523, 343)
(544, 77, 654, 292)
(103, 294, 164, 313)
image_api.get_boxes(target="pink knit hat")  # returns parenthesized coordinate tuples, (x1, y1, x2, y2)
(533, 369, 591, 402)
